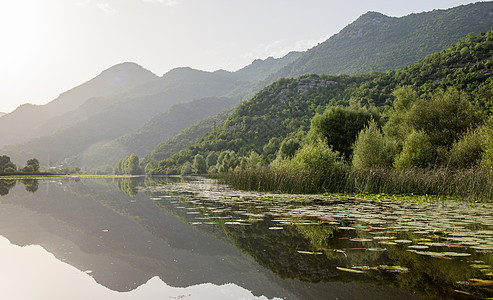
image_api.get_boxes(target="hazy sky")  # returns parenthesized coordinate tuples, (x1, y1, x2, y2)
(0, 0, 482, 113)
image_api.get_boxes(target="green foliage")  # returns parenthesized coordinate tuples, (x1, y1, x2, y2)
(114, 154, 143, 175)
(448, 128, 484, 168)
(192, 154, 207, 174)
(205, 151, 218, 169)
(246, 151, 264, 169)
(217, 150, 238, 173)
(180, 161, 193, 175)
(155, 30, 493, 177)
(307, 105, 381, 160)
(25, 158, 40, 173)
(352, 121, 395, 170)
(406, 88, 483, 148)
(394, 130, 435, 169)
(0, 155, 17, 173)
(277, 137, 300, 159)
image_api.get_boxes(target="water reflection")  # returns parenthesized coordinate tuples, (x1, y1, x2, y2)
(0, 178, 38, 195)
(0, 236, 268, 300)
(0, 177, 423, 300)
(145, 176, 493, 300)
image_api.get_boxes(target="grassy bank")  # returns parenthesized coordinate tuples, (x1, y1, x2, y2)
(220, 167, 493, 202)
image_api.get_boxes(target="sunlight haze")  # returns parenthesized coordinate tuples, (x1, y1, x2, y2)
(0, 0, 481, 113)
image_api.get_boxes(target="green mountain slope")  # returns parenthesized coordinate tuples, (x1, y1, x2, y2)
(80, 97, 238, 168)
(272, 2, 493, 79)
(153, 31, 493, 174)
(150, 109, 233, 163)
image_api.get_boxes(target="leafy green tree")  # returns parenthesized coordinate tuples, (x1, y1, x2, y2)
(406, 88, 483, 149)
(352, 121, 395, 170)
(217, 150, 238, 173)
(205, 151, 218, 169)
(180, 161, 193, 175)
(114, 159, 125, 175)
(278, 138, 300, 159)
(0, 155, 16, 173)
(307, 105, 380, 160)
(246, 151, 264, 169)
(394, 130, 435, 169)
(25, 158, 40, 173)
(125, 154, 141, 175)
(291, 142, 345, 173)
(192, 154, 207, 174)
(448, 128, 484, 168)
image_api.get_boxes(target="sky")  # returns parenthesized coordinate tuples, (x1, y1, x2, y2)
(0, 0, 482, 113)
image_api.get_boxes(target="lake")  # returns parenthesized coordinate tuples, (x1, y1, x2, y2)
(0, 176, 492, 299)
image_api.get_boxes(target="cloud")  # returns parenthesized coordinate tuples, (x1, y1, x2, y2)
(96, 2, 117, 14)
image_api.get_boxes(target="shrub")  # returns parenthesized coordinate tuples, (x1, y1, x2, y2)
(394, 130, 435, 169)
(352, 121, 395, 170)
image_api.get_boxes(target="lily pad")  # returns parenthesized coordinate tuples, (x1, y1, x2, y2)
(336, 267, 365, 274)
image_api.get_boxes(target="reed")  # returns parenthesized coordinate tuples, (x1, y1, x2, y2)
(220, 167, 493, 201)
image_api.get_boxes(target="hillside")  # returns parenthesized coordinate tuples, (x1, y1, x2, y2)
(0, 62, 158, 147)
(1, 53, 300, 166)
(80, 97, 238, 168)
(272, 2, 493, 79)
(152, 31, 493, 174)
(149, 109, 233, 163)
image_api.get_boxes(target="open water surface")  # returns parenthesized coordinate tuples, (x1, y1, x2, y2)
(0, 176, 492, 299)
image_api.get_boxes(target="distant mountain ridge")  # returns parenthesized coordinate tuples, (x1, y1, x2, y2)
(271, 1, 493, 79)
(0, 62, 158, 147)
(1, 53, 300, 166)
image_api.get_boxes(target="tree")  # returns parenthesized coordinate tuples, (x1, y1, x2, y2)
(205, 152, 218, 168)
(192, 154, 207, 174)
(307, 105, 380, 160)
(0, 155, 16, 173)
(25, 158, 40, 173)
(352, 121, 394, 170)
(394, 130, 435, 169)
(125, 154, 141, 175)
(278, 138, 300, 159)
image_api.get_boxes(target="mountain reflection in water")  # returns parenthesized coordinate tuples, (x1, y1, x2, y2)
(0, 177, 432, 299)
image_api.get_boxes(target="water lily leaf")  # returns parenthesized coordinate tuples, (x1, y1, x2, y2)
(408, 245, 429, 250)
(350, 238, 373, 242)
(367, 248, 387, 252)
(394, 239, 413, 244)
(378, 265, 409, 273)
(336, 267, 365, 274)
(469, 278, 493, 286)
(441, 251, 471, 257)
(470, 264, 491, 269)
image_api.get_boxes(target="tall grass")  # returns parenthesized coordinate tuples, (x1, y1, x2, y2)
(220, 167, 493, 201)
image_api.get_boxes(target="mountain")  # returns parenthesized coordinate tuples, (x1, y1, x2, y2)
(151, 30, 493, 174)
(0, 62, 158, 147)
(80, 97, 238, 168)
(0, 112, 5, 118)
(271, 2, 493, 79)
(150, 109, 233, 163)
(1, 53, 300, 167)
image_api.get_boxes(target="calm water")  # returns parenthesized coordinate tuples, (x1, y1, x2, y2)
(0, 176, 492, 299)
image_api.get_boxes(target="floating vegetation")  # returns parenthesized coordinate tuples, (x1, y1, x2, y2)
(336, 267, 366, 274)
(297, 250, 323, 255)
(143, 176, 493, 300)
